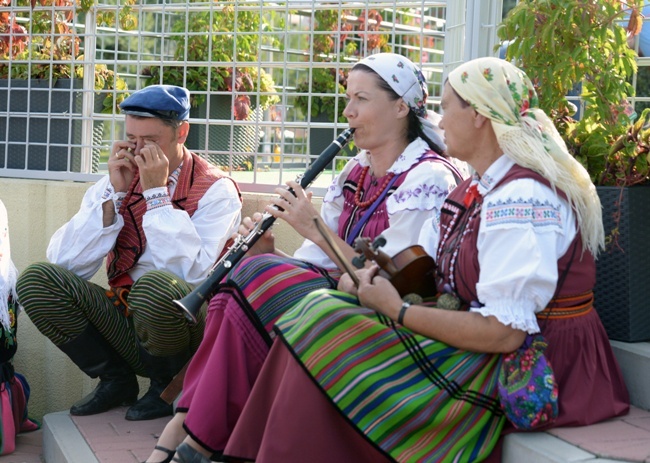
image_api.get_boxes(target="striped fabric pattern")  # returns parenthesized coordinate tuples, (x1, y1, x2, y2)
(276, 289, 505, 463)
(226, 255, 340, 336)
(16, 263, 203, 376)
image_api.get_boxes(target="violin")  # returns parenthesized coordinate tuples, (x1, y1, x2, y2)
(311, 218, 437, 303)
(352, 235, 437, 303)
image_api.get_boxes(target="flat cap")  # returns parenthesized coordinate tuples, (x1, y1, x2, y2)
(120, 85, 191, 121)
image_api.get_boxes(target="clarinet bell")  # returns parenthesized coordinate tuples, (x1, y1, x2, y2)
(173, 289, 206, 325)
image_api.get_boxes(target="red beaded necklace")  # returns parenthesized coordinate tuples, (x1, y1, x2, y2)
(354, 166, 396, 208)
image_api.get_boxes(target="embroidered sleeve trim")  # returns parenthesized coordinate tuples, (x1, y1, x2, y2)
(111, 192, 127, 213)
(484, 197, 562, 229)
(101, 185, 114, 201)
(144, 187, 172, 211)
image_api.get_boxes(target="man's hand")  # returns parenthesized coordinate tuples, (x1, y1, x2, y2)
(337, 272, 359, 296)
(108, 141, 137, 192)
(135, 141, 170, 191)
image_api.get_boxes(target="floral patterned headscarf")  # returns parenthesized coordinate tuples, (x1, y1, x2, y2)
(448, 57, 604, 256)
(356, 53, 445, 150)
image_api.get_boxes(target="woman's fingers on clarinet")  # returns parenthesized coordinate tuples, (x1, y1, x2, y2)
(274, 187, 292, 204)
(238, 217, 256, 236)
(285, 180, 304, 197)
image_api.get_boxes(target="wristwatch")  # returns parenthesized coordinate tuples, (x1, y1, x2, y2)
(398, 301, 411, 325)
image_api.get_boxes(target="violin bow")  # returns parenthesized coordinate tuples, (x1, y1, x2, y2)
(312, 217, 360, 286)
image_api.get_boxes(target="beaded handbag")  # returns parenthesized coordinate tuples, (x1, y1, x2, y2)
(497, 333, 558, 430)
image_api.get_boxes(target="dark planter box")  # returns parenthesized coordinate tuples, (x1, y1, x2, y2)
(185, 94, 260, 169)
(594, 186, 650, 342)
(0, 79, 103, 173)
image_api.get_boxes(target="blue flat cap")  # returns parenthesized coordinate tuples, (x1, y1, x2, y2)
(120, 85, 191, 121)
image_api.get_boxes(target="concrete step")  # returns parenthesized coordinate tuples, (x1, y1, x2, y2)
(611, 341, 650, 411)
(503, 405, 650, 463)
(41, 342, 650, 463)
(43, 412, 98, 463)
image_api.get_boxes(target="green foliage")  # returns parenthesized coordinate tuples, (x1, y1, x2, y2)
(497, 0, 650, 186)
(294, 8, 391, 122)
(295, 68, 347, 122)
(143, 2, 280, 120)
(0, 0, 135, 113)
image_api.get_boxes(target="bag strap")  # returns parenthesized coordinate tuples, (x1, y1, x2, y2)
(345, 174, 400, 246)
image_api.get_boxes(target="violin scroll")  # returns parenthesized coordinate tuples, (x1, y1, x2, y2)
(352, 235, 390, 270)
(353, 235, 437, 301)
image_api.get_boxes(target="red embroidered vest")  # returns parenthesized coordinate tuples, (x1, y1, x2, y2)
(337, 150, 457, 243)
(436, 164, 595, 306)
(106, 150, 240, 288)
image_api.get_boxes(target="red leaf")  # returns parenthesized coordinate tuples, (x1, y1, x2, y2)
(223, 75, 233, 92)
(233, 95, 250, 120)
(241, 73, 253, 92)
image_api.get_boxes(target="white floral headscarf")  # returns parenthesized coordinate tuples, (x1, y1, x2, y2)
(447, 57, 604, 256)
(357, 53, 445, 150)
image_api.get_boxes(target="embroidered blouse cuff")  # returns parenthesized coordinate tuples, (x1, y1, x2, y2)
(143, 187, 172, 211)
(470, 298, 541, 334)
(111, 192, 127, 213)
(101, 186, 114, 202)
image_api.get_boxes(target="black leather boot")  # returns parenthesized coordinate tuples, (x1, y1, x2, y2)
(125, 344, 189, 421)
(58, 324, 139, 416)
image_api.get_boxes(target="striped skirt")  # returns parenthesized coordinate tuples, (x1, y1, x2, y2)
(275, 289, 506, 462)
(223, 253, 340, 338)
(179, 254, 340, 452)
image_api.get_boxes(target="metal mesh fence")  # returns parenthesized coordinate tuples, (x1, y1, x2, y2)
(0, 0, 448, 192)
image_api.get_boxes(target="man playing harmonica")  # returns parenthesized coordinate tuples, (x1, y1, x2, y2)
(16, 85, 242, 421)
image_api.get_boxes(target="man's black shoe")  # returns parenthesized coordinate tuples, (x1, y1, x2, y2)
(125, 379, 172, 421)
(70, 375, 139, 416)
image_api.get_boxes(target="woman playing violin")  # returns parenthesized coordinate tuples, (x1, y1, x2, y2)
(145, 53, 466, 463)
(221, 58, 629, 462)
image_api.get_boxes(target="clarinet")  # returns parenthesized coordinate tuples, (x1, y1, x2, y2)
(174, 128, 355, 323)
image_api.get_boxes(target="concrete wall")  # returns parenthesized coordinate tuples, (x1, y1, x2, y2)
(0, 177, 311, 420)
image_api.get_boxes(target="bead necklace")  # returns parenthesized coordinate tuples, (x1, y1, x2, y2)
(354, 166, 396, 208)
(435, 194, 482, 306)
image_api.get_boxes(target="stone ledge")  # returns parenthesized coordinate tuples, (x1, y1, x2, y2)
(611, 341, 650, 411)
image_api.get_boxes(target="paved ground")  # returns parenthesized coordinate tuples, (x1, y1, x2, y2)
(547, 406, 650, 461)
(70, 407, 170, 462)
(3, 405, 650, 462)
(0, 428, 43, 462)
